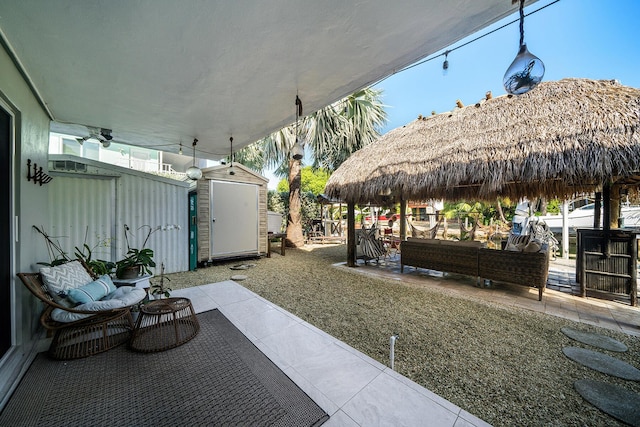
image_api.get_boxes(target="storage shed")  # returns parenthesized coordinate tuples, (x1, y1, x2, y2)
(46, 154, 190, 274)
(196, 163, 269, 263)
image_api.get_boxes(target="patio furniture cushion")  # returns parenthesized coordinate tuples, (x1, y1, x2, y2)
(51, 287, 146, 323)
(40, 261, 94, 305)
(68, 274, 117, 305)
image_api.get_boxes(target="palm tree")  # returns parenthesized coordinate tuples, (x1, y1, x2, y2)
(238, 87, 387, 247)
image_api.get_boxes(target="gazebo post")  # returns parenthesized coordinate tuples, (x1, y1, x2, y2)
(593, 192, 602, 228)
(399, 199, 407, 242)
(603, 180, 611, 234)
(347, 202, 356, 267)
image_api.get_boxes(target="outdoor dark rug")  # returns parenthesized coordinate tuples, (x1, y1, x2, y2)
(0, 309, 329, 427)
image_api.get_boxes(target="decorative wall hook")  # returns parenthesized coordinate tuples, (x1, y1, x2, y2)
(27, 159, 53, 186)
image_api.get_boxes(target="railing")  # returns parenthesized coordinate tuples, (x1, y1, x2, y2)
(112, 159, 187, 179)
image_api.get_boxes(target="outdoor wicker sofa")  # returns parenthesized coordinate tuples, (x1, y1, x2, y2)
(400, 237, 549, 300)
(18, 259, 146, 359)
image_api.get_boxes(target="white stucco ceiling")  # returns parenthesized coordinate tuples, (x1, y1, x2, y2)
(0, 0, 526, 160)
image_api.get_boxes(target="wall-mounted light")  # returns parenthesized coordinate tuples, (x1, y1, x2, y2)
(178, 142, 183, 155)
(292, 95, 304, 160)
(503, 0, 545, 95)
(186, 138, 202, 180)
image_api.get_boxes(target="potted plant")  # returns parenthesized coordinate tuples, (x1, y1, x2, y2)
(150, 262, 172, 299)
(115, 224, 158, 279)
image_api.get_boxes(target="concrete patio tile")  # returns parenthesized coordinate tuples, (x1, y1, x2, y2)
(384, 368, 460, 414)
(335, 340, 388, 371)
(260, 322, 335, 367)
(281, 365, 340, 418)
(170, 287, 217, 313)
(198, 279, 256, 306)
(219, 296, 273, 324)
(290, 345, 384, 408)
(341, 371, 459, 427)
(231, 304, 300, 340)
(321, 409, 359, 427)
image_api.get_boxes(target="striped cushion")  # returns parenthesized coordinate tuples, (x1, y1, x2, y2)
(40, 261, 94, 304)
(68, 275, 117, 305)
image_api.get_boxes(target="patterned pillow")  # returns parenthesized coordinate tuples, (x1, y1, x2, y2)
(39, 261, 94, 304)
(68, 275, 116, 305)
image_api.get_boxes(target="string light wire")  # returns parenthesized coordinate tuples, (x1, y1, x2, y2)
(375, 0, 560, 85)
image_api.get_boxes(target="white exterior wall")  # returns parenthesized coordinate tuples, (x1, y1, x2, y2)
(1, 41, 51, 410)
(48, 155, 190, 274)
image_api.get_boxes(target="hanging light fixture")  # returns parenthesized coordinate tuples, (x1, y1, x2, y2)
(503, 0, 545, 95)
(442, 50, 449, 76)
(178, 142, 183, 155)
(292, 95, 304, 160)
(228, 136, 235, 175)
(186, 138, 202, 180)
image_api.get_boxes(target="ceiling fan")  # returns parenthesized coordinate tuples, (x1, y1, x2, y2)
(76, 127, 113, 147)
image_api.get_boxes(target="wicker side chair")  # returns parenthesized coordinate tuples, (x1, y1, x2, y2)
(18, 260, 140, 360)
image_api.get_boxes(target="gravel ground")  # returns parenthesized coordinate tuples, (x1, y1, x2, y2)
(162, 244, 640, 427)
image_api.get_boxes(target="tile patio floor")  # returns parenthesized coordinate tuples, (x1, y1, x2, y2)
(171, 255, 640, 427)
(173, 281, 489, 427)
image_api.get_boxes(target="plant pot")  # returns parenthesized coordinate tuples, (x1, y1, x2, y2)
(119, 265, 142, 279)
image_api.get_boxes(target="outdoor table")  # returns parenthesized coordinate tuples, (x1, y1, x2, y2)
(130, 297, 200, 353)
(267, 232, 286, 257)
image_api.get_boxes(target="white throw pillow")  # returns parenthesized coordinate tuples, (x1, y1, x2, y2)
(40, 261, 94, 304)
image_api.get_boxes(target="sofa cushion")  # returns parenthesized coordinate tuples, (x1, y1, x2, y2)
(103, 286, 146, 306)
(439, 239, 485, 249)
(67, 275, 117, 305)
(407, 237, 440, 244)
(40, 261, 94, 304)
(50, 287, 146, 323)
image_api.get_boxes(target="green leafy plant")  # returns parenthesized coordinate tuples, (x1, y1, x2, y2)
(74, 243, 115, 276)
(33, 226, 114, 275)
(150, 262, 171, 298)
(115, 224, 158, 278)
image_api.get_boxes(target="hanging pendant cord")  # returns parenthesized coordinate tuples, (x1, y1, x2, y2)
(519, 0, 525, 47)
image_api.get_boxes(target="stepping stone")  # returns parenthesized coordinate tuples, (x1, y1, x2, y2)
(574, 379, 640, 427)
(230, 265, 248, 270)
(563, 347, 640, 381)
(561, 327, 628, 352)
(231, 274, 248, 281)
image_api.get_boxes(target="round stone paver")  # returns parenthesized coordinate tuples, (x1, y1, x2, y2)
(563, 347, 640, 381)
(575, 379, 640, 427)
(231, 274, 248, 281)
(561, 327, 628, 352)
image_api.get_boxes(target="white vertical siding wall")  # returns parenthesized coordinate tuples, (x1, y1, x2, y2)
(48, 176, 116, 261)
(48, 157, 190, 274)
(117, 173, 188, 274)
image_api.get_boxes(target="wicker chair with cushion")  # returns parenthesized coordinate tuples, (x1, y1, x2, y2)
(18, 259, 146, 360)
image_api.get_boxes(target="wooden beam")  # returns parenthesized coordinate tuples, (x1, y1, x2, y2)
(347, 202, 356, 267)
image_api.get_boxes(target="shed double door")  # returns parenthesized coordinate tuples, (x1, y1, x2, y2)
(209, 181, 259, 258)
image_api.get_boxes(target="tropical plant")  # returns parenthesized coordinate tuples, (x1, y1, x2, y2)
(33, 225, 115, 275)
(115, 224, 158, 278)
(150, 262, 172, 298)
(237, 87, 387, 247)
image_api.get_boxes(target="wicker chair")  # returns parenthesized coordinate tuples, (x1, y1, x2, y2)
(18, 260, 141, 360)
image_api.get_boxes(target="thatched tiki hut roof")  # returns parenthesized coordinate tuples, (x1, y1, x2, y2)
(325, 78, 640, 205)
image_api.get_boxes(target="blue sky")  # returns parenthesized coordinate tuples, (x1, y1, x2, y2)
(267, 0, 640, 188)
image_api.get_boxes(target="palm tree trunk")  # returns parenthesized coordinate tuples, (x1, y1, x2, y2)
(286, 158, 305, 247)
